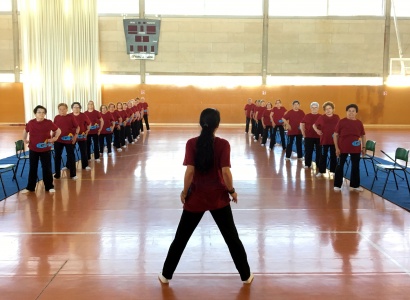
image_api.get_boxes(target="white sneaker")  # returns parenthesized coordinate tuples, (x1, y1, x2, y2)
(95, 159, 101, 162)
(61, 167, 68, 170)
(117, 148, 122, 152)
(261, 144, 265, 146)
(303, 166, 309, 169)
(323, 172, 330, 178)
(48, 189, 56, 193)
(71, 176, 78, 180)
(131, 142, 135, 144)
(316, 173, 323, 178)
(243, 273, 254, 284)
(333, 187, 342, 191)
(158, 272, 169, 284)
(21, 189, 30, 194)
(350, 187, 363, 192)
(329, 172, 334, 179)
(298, 157, 304, 161)
(108, 153, 112, 156)
(85, 166, 91, 170)
(122, 145, 126, 149)
(285, 157, 290, 161)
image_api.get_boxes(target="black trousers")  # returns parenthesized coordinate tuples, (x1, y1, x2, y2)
(261, 125, 272, 145)
(334, 153, 361, 188)
(120, 126, 126, 146)
(125, 126, 133, 143)
(304, 137, 321, 167)
(113, 127, 121, 149)
(27, 150, 53, 191)
(77, 140, 88, 169)
(319, 144, 337, 173)
(131, 121, 138, 139)
(251, 119, 256, 135)
(99, 134, 112, 154)
(245, 117, 251, 133)
(271, 125, 286, 149)
(286, 134, 303, 158)
(54, 142, 76, 178)
(143, 114, 150, 131)
(162, 205, 251, 281)
(87, 134, 100, 160)
(254, 120, 263, 141)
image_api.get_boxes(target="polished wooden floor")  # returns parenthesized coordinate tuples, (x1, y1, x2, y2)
(1, 125, 410, 300)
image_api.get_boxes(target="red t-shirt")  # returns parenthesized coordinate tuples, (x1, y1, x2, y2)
(250, 103, 256, 118)
(135, 103, 143, 119)
(71, 113, 90, 141)
(335, 118, 365, 154)
(25, 119, 59, 152)
(117, 110, 127, 126)
(54, 114, 78, 144)
(183, 136, 231, 212)
(111, 110, 122, 125)
(125, 108, 133, 125)
(273, 107, 287, 125)
(100, 112, 115, 135)
(314, 114, 340, 145)
(283, 109, 305, 135)
(244, 104, 252, 118)
(256, 106, 265, 120)
(262, 109, 273, 126)
(301, 113, 321, 138)
(85, 110, 102, 135)
(142, 102, 148, 115)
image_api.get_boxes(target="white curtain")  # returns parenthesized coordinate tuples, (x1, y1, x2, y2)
(20, 0, 100, 122)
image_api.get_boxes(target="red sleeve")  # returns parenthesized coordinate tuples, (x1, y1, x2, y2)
(219, 139, 231, 168)
(183, 138, 196, 166)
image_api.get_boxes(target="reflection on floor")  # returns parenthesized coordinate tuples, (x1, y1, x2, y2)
(1, 126, 410, 300)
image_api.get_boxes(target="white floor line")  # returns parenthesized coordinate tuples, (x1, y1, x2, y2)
(360, 232, 410, 277)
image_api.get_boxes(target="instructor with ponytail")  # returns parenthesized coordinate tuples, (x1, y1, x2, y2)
(159, 108, 253, 285)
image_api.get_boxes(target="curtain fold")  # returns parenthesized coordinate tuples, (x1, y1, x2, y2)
(21, 0, 100, 122)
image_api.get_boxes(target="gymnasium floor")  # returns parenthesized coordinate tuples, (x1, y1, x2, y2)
(1, 125, 410, 300)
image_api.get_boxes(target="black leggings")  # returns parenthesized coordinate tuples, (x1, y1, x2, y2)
(162, 205, 251, 281)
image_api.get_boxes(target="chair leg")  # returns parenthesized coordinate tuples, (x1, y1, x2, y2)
(363, 159, 369, 176)
(381, 171, 391, 195)
(12, 167, 20, 190)
(371, 161, 377, 179)
(371, 169, 378, 189)
(0, 173, 6, 197)
(404, 171, 410, 194)
(20, 159, 27, 177)
(392, 171, 399, 190)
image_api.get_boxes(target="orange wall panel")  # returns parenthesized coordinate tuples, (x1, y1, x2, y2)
(0, 83, 25, 124)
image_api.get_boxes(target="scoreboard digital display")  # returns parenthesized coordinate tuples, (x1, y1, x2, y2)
(123, 19, 161, 56)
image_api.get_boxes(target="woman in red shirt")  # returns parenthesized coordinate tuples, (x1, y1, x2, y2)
(99, 105, 115, 156)
(313, 101, 340, 178)
(282, 100, 305, 160)
(159, 108, 253, 285)
(21, 105, 61, 193)
(300, 102, 321, 169)
(53, 103, 79, 179)
(109, 103, 123, 152)
(271, 99, 287, 150)
(334, 104, 366, 191)
(261, 102, 273, 147)
(116, 102, 127, 148)
(70, 102, 91, 170)
(84, 100, 103, 162)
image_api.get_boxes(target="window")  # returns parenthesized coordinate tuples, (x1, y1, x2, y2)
(146, 0, 262, 16)
(269, 0, 327, 17)
(328, 0, 384, 16)
(0, 0, 11, 12)
(392, 0, 410, 17)
(97, 0, 138, 14)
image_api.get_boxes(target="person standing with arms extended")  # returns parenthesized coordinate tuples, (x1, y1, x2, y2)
(313, 101, 340, 178)
(21, 105, 61, 193)
(54, 103, 79, 180)
(159, 108, 253, 285)
(333, 104, 366, 192)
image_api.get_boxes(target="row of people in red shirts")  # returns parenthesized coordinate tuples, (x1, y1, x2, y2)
(244, 98, 366, 191)
(21, 97, 150, 194)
